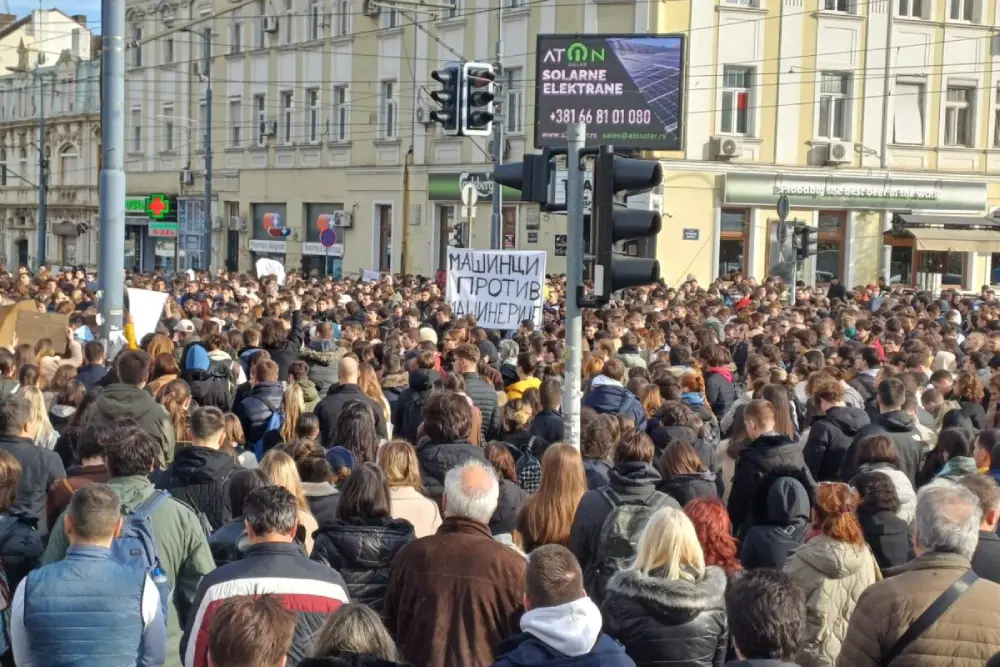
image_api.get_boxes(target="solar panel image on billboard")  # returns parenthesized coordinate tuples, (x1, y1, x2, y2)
(535, 34, 685, 150)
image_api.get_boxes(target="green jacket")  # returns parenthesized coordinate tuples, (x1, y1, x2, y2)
(85, 384, 176, 467)
(43, 475, 216, 667)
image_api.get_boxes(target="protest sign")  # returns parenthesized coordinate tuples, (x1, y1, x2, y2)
(15, 311, 69, 351)
(127, 288, 169, 343)
(361, 269, 380, 283)
(0, 301, 35, 348)
(445, 248, 545, 329)
(255, 258, 286, 285)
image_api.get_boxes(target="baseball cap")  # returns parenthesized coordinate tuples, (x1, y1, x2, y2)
(174, 319, 196, 334)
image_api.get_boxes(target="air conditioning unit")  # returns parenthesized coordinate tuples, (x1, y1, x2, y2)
(362, 0, 380, 17)
(212, 216, 224, 230)
(825, 140, 853, 165)
(415, 105, 434, 126)
(712, 135, 744, 160)
(191, 61, 201, 76)
(263, 15, 279, 32)
(262, 120, 278, 137)
(180, 169, 194, 185)
(229, 215, 248, 231)
(330, 211, 353, 228)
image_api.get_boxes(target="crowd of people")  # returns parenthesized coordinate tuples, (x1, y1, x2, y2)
(3, 267, 1000, 667)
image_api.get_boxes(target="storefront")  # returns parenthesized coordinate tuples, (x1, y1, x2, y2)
(301, 203, 345, 278)
(125, 194, 179, 273)
(249, 203, 288, 265)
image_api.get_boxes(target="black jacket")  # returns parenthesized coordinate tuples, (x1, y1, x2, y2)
(727, 433, 816, 537)
(704, 370, 736, 420)
(75, 363, 108, 391)
(461, 372, 501, 442)
(310, 516, 415, 615)
(490, 479, 528, 535)
(391, 369, 440, 445)
(301, 341, 343, 395)
(0, 435, 65, 536)
(601, 566, 729, 667)
(264, 308, 305, 380)
(972, 530, 1000, 584)
(315, 384, 389, 448)
(0, 511, 43, 591)
(380, 373, 408, 418)
(958, 400, 988, 431)
(234, 381, 286, 447)
(416, 439, 490, 504)
(304, 482, 341, 529)
(152, 445, 235, 532)
(849, 373, 877, 405)
(568, 461, 679, 600)
(842, 411, 927, 485)
(803, 406, 870, 482)
(656, 472, 718, 507)
(183, 369, 234, 413)
(207, 518, 250, 567)
(859, 508, 912, 572)
(739, 475, 810, 570)
(583, 459, 612, 490)
(529, 409, 564, 444)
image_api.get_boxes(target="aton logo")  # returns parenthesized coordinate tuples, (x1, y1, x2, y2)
(262, 212, 291, 238)
(543, 42, 607, 65)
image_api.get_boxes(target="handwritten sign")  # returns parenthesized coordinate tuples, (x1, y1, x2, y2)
(445, 248, 545, 329)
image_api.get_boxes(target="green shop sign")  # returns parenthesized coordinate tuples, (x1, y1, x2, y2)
(428, 172, 523, 201)
(724, 173, 987, 213)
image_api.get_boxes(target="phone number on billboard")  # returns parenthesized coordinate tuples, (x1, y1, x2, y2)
(547, 109, 653, 125)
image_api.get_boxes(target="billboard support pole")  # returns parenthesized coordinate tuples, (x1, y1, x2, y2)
(563, 122, 585, 449)
(489, 3, 504, 250)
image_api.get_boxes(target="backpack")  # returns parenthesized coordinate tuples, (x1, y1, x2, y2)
(251, 395, 284, 461)
(592, 486, 673, 601)
(515, 436, 542, 494)
(111, 491, 172, 621)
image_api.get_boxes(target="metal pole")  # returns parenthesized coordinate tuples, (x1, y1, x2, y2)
(203, 30, 213, 273)
(37, 74, 47, 270)
(562, 122, 585, 449)
(99, 0, 126, 342)
(879, 0, 894, 284)
(790, 262, 797, 307)
(489, 1, 503, 250)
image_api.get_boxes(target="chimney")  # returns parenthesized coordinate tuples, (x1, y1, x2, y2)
(0, 14, 17, 31)
(71, 14, 86, 27)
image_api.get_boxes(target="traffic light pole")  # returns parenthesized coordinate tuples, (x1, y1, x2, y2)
(562, 122, 586, 449)
(489, 3, 504, 250)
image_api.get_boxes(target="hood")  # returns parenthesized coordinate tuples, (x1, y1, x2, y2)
(309, 338, 339, 353)
(591, 374, 623, 389)
(706, 366, 733, 383)
(520, 597, 603, 657)
(296, 379, 319, 403)
(606, 565, 727, 616)
(938, 456, 978, 480)
(238, 347, 262, 362)
(170, 446, 235, 484)
(408, 368, 441, 391)
(653, 424, 699, 446)
(794, 534, 870, 579)
(609, 461, 661, 490)
(301, 347, 343, 367)
(765, 476, 811, 526)
(878, 410, 917, 432)
(50, 404, 77, 419)
(381, 372, 408, 390)
(822, 406, 870, 436)
(842, 382, 865, 409)
(302, 481, 339, 498)
(91, 383, 159, 419)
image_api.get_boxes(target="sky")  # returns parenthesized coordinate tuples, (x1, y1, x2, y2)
(8, 0, 101, 32)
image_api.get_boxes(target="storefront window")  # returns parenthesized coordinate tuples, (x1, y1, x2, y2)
(816, 211, 845, 283)
(251, 203, 289, 264)
(992, 253, 1000, 284)
(438, 205, 457, 269)
(890, 245, 912, 285)
(302, 202, 344, 278)
(921, 251, 964, 286)
(719, 209, 747, 278)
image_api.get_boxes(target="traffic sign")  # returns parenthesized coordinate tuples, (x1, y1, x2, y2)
(320, 228, 337, 247)
(461, 183, 479, 207)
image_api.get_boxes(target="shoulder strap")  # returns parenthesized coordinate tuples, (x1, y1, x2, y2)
(131, 489, 171, 520)
(60, 478, 74, 494)
(598, 486, 624, 509)
(257, 395, 281, 415)
(882, 569, 979, 666)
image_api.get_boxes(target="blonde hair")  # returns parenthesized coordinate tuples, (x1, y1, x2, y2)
(630, 506, 705, 582)
(260, 450, 311, 514)
(312, 604, 401, 662)
(21, 386, 54, 447)
(278, 383, 304, 445)
(377, 440, 424, 491)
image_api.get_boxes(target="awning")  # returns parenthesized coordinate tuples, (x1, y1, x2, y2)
(895, 213, 1000, 229)
(907, 227, 1000, 253)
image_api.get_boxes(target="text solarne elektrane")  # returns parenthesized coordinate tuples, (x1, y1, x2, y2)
(446, 248, 546, 329)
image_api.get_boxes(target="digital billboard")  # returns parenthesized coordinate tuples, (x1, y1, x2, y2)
(534, 34, 685, 150)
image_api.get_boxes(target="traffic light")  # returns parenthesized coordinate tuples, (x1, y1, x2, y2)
(429, 65, 460, 135)
(591, 146, 663, 301)
(494, 154, 552, 204)
(794, 225, 818, 260)
(460, 62, 495, 137)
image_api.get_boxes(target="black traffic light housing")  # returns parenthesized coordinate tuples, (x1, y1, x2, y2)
(429, 65, 460, 136)
(461, 62, 495, 137)
(591, 145, 662, 302)
(794, 225, 818, 261)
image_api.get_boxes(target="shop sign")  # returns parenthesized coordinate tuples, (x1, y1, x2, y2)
(125, 196, 147, 213)
(683, 228, 699, 241)
(723, 173, 987, 213)
(428, 172, 524, 202)
(249, 239, 287, 253)
(149, 222, 178, 238)
(302, 242, 345, 257)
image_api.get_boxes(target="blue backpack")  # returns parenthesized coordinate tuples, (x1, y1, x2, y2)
(252, 395, 284, 461)
(111, 491, 173, 620)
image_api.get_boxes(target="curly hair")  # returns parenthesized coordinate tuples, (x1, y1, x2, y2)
(684, 497, 742, 576)
(854, 472, 901, 514)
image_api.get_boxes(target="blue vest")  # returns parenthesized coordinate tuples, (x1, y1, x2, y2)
(23, 545, 146, 667)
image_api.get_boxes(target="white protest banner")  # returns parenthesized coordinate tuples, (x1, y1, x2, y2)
(446, 247, 545, 329)
(361, 269, 380, 283)
(126, 288, 169, 343)
(255, 258, 286, 285)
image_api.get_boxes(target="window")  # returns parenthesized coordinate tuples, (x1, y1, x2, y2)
(333, 85, 348, 141)
(950, 0, 974, 20)
(281, 91, 293, 144)
(336, 0, 350, 35)
(257, 0, 268, 48)
(163, 37, 174, 64)
(131, 23, 142, 67)
(198, 99, 207, 150)
(71, 28, 81, 54)
(817, 73, 849, 139)
(725, 0, 756, 4)
(823, 0, 849, 10)
(59, 145, 78, 187)
(230, 98, 242, 147)
(719, 209, 747, 277)
(162, 103, 175, 151)
(231, 13, 243, 54)
(445, 0, 458, 18)
(381, 7, 399, 28)
(898, 0, 925, 17)
(505, 0, 523, 7)
(893, 79, 925, 144)
(379, 80, 397, 139)
(944, 85, 974, 147)
(720, 66, 752, 135)
(254, 93, 266, 145)
(505, 68, 523, 134)
(284, 0, 295, 43)
(994, 83, 1000, 147)
(816, 212, 845, 283)
(306, 88, 320, 142)
(131, 108, 142, 151)
(200, 29, 212, 63)
(309, 0, 323, 39)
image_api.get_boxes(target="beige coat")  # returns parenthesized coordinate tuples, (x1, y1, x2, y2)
(784, 534, 881, 667)
(390, 485, 442, 538)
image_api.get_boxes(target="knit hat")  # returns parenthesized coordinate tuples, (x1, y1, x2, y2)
(418, 327, 438, 345)
(185, 344, 211, 371)
(326, 446, 355, 474)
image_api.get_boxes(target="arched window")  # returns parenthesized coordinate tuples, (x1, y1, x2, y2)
(59, 144, 78, 186)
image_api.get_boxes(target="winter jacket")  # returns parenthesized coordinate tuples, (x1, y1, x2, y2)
(392, 369, 441, 445)
(618, 349, 647, 371)
(310, 516, 415, 615)
(85, 383, 176, 467)
(582, 380, 647, 431)
(841, 411, 927, 485)
(462, 372, 502, 442)
(416, 439, 490, 504)
(183, 369, 234, 413)
(301, 342, 344, 395)
(0, 511, 43, 592)
(234, 380, 286, 448)
(958, 399, 987, 431)
(837, 551, 1000, 667)
(263, 309, 305, 380)
(491, 479, 529, 536)
(0, 435, 64, 537)
(583, 459, 612, 490)
(315, 383, 389, 448)
(384, 517, 526, 667)
(304, 481, 341, 528)
(507, 376, 542, 401)
(530, 409, 564, 445)
(972, 530, 1000, 584)
(727, 433, 816, 537)
(704, 368, 736, 419)
(601, 566, 728, 667)
(207, 518, 249, 567)
(380, 372, 409, 419)
(803, 407, 870, 482)
(44, 474, 217, 667)
(858, 509, 911, 572)
(849, 463, 916, 525)
(45, 463, 110, 530)
(656, 472, 718, 506)
(568, 462, 679, 600)
(181, 541, 349, 667)
(783, 535, 881, 667)
(74, 363, 108, 390)
(152, 446, 236, 532)
(388, 486, 442, 539)
(740, 476, 810, 570)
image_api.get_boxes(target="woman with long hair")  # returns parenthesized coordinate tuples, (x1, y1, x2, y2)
(601, 506, 728, 667)
(260, 449, 320, 555)
(848, 434, 916, 524)
(684, 497, 742, 578)
(358, 363, 392, 438)
(656, 440, 718, 506)
(48, 379, 86, 436)
(43, 364, 77, 409)
(953, 369, 987, 430)
(310, 463, 415, 614)
(145, 333, 175, 361)
(377, 440, 441, 538)
(783, 482, 880, 667)
(483, 441, 528, 543)
(516, 443, 587, 553)
(853, 472, 910, 571)
(759, 383, 797, 440)
(259, 382, 304, 454)
(333, 401, 381, 465)
(300, 604, 407, 667)
(148, 353, 181, 397)
(918, 427, 977, 486)
(157, 379, 193, 448)
(18, 364, 40, 391)
(0, 450, 42, 590)
(20, 386, 57, 450)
